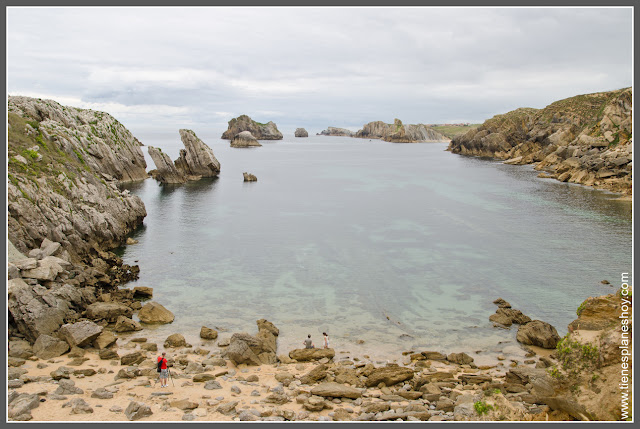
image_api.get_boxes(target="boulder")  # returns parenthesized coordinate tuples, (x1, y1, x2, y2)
(243, 172, 258, 182)
(132, 287, 153, 299)
(8, 279, 66, 342)
(231, 131, 262, 148)
(59, 320, 103, 347)
(365, 366, 414, 387)
(55, 379, 84, 395)
(121, 351, 146, 366)
(20, 256, 64, 281)
(9, 340, 34, 359)
(164, 333, 186, 348)
(200, 326, 218, 340)
(8, 367, 28, 379)
(294, 128, 309, 138)
(516, 320, 561, 349)
(91, 388, 114, 399)
(99, 349, 119, 360)
(289, 348, 335, 362)
(299, 364, 328, 385)
(184, 361, 204, 374)
(8, 393, 40, 420)
(93, 331, 117, 349)
(138, 302, 174, 324)
(50, 366, 73, 380)
(33, 334, 70, 359)
(173, 129, 221, 178)
(494, 308, 532, 325)
(193, 373, 217, 382)
(204, 380, 223, 390)
(447, 352, 474, 365)
(171, 398, 199, 410)
(114, 315, 143, 332)
(226, 335, 262, 366)
(125, 401, 153, 421)
(310, 382, 363, 399)
(421, 351, 447, 360)
(64, 398, 93, 414)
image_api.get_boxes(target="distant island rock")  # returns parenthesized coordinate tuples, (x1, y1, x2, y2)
(318, 127, 355, 137)
(231, 131, 262, 148)
(243, 172, 257, 182)
(294, 128, 309, 137)
(355, 119, 449, 143)
(448, 87, 632, 195)
(221, 115, 283, 140)
(148, 129, 220, 184)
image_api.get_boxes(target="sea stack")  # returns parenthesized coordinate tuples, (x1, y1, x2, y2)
(231, 131, 262, 148)
(318, 127, 354, 137)
(295, 128, 309, 137)
(354, 119, 449, 143)
(222, 115, 283, 140)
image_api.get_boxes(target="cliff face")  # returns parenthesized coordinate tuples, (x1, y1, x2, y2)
(448, 88, 632, 195)
(7, 96, 147, 261)
(355, 119, 449, 143)
(318, 127, 355, 137)
(221, 115, 283, 140)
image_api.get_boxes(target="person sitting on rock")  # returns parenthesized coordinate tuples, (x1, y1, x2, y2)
(303, 334, 314, 349)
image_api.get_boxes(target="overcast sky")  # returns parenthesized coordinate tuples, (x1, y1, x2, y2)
(7, 7, 633, 139)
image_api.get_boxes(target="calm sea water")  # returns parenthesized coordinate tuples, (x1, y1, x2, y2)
(118, 134, 632, 363)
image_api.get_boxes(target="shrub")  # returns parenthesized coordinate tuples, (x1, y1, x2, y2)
(474, 401, 494, 415)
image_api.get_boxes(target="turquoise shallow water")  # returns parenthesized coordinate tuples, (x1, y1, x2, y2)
(118, 135, 632, 363)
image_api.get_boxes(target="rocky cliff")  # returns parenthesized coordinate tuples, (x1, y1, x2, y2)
(221, 115, 283, 140)
(355, 119, 449, 143)
(148, 129, 221, 184)
(318, 127, 355, 137)
(8, 96, 148, 261)
(448, 88, 632, 195)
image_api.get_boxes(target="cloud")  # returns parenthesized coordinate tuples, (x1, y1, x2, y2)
(7, 7, 632, 133)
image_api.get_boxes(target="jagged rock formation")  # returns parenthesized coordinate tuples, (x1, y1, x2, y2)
(355, 119, 449, 143)
(148, 146, 185, 184)
(231, 131, 262, 148)
(243, 172, 257, 182)
(221, 115, 283, 140)
(448, 88, 632, 195)
(7, 96, 147, 260)
(295, 128, 309, 137)
(174, 129, 221, 177)
(148, 129, 221, 184)
(318, 127, 354, 137)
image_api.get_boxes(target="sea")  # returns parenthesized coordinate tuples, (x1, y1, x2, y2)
(117, 134, 632, 365)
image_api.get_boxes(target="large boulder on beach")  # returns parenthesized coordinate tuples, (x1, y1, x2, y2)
(93, 331, 117, 349)
(138, 302, 174, 324)
(33, 334, 70, 359)
(516, 320, 561, 349)
(59, 320, 103, 347)
(9, 340, 34, 359)
(164, 333, 187, 348)
(231, 131, 262, 148)
(289, 348, 335, 362)
(8, 278, 66, 342)
(311, 382, 363, 399)
(8, 393, 40, 420)
(226, 334, 263, 366)
(114, 316, 143, 332)
(85, 302, 133, 322)
(295, 128, 309, 137)
(364, 366, 414, 387)
(125, 401, 153, 421)
(446, 352, 474, 365)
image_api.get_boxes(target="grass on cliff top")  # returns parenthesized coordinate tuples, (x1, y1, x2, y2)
(7, 112, 91, 197)
(430, 124, 481, 139)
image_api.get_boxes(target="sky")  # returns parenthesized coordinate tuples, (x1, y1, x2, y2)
(6, 7, 633, 140)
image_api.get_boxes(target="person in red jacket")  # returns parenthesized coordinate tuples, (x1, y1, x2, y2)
(157, 352, 169, 388)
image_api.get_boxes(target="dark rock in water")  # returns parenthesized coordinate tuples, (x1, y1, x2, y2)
(222, 115, 283, 140)
(493, 298, 512, 308)
(200, 326, 218, 340)
(294, 128, 309, 138)
(490, 307, 531, 326)
(231, 131, 262, 148)
(148, 146, 185, 184)
(133, 286, 153, 298)
(243, 172, 257, 182)
(516, 320, 561, 349)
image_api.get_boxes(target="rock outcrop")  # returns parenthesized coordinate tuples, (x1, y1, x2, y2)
(295, 128, 309, 137)
(355, 119, 449, 143)
(243, 172, 257, 182)
(231, 131, 262, 148)
(516, 320, 561, 349)
(289, 348, 335, 362)
(222, 115, 283, 140)
(225, 319, 279, 366)
(149, 129, 221, 184)
(318, 127, 355, 137)
(448, 88, 632, 195)
(8, 96, 147, 261)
